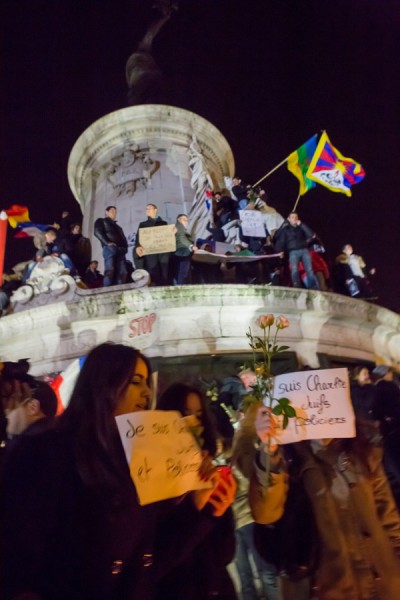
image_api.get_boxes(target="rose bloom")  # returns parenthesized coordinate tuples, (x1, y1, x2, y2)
(276, 315, 290, 329)
(257, 314, 274, 329)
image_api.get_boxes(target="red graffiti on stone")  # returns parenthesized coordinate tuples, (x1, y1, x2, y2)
(128, 313, 157, 338)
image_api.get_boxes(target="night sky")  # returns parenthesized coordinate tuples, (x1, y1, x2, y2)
(1, 0, 399, 310)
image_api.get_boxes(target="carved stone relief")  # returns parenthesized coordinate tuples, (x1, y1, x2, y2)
(103, 144, 160, 197)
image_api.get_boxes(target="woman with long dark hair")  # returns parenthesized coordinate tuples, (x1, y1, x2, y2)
(236, 406, 400, 600)
(157, 382, 218, 455)
(2, 343, 235, 600)
(156, 382, 238, 600)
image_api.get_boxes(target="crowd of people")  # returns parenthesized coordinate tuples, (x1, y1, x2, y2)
(1, 346, 400, 600)
(0, 180, 377, 315)
(91, 187, 377, 297)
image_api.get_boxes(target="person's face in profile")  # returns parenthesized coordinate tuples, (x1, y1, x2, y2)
(356, 368, 371, 385)
(184, 392, 203, 420)
(114, 357, 152, 416)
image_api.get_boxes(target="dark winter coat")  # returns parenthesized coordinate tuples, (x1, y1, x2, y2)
(350, 383, 377, 422)
(247, 438, 400, 600)
(94, 217, 128, 250)
(1, 428, 217, 600)
(156, 507, 237, 600)
(372, 380, 400, 438)
(274, 221, 314, 253)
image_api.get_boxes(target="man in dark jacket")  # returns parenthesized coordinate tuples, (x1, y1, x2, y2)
(94, 206, 128, 287)
(372, 365, 400, 438)
(274, 212, 318, 289)
(5, 380, 57, 440)
(134, 204, 171, 285)
(172, 214, 197, 285)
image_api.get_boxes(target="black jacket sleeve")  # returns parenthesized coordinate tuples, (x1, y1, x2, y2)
(94, 218, 109, 247)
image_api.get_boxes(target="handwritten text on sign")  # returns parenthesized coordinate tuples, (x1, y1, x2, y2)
(239, 209, 266, 238)
(115, 410, 210, 505)
(271, 368, 355, 443)
(139, 224, 176, 255)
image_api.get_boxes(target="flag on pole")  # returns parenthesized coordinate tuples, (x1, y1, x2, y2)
(306, 132, 365, 197)
(5, 205, 30, 228)
(50, 356, 86, 412)
(14, 222, 50, 239)
(0, 211, 8, 284)
(287, 134, 318, 195)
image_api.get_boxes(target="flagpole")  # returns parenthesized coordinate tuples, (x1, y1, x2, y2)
(291, 193, 301, 213)
(252, 155, 289, 188)
(0, 211, 8, 285)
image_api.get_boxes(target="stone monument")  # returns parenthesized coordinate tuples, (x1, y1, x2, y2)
(67, 105, 235, 267)
(68, 0, 234, 268)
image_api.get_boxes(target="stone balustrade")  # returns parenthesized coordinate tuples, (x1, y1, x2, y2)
(1, 284, 399, 376)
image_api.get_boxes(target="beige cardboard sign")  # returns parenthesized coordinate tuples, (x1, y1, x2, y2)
(115, 410, 210, 505)
(138, 224, 176, 255)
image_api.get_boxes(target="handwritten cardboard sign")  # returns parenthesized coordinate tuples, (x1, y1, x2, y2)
(270, 368, 355, 443)
(239, 209, 266, 238)
(139, 224, 176, 255)
(115, 410, 210, 505)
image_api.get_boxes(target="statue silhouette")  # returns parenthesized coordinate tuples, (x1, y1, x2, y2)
(126, 0, 178, 105)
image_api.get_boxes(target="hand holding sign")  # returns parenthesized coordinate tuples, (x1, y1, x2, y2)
(116, 410, 211, 505)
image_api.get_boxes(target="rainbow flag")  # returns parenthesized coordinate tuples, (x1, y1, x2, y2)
(5, 204, 30, 228)
(306, 132, 365, 197)
(287, 134, 318, 195)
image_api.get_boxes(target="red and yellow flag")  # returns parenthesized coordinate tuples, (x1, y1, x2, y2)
(5, 204, 30, 228)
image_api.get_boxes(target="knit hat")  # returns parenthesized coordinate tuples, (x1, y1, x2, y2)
(372, 365, 391, 379)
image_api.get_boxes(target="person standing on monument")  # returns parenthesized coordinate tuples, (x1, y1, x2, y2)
(94, 206, 128, 287)
(172, 214, 198, 285)
(134, 203, 171, 285)
(273, 212, 319, 290)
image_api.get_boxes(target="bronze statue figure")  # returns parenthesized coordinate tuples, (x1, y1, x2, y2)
(126, 0, 178, 105)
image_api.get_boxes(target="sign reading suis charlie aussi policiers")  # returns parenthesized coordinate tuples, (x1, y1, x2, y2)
(272, 368, 355, 443)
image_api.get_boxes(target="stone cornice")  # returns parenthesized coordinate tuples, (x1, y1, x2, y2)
(1, 285, 399, 375)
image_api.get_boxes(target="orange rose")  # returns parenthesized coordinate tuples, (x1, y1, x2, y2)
(276, 315, 290, 329)
(257, 314, 274, 329)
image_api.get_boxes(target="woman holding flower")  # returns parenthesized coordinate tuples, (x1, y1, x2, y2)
(234, 315, 400, 599)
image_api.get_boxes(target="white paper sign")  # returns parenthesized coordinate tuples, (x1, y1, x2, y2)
(115, 410, 210, 505)
(239, 210, 266, 238)
(270, 368, 355, 443)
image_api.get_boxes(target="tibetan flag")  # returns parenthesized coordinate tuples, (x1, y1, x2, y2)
(14, 222, 49, 239)
(5, 204, 30, 228)
(287, 134, 318, 195)
(306, 132, 365, 197)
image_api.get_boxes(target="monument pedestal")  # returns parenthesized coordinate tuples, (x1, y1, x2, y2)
(67, 104, 235, 266)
